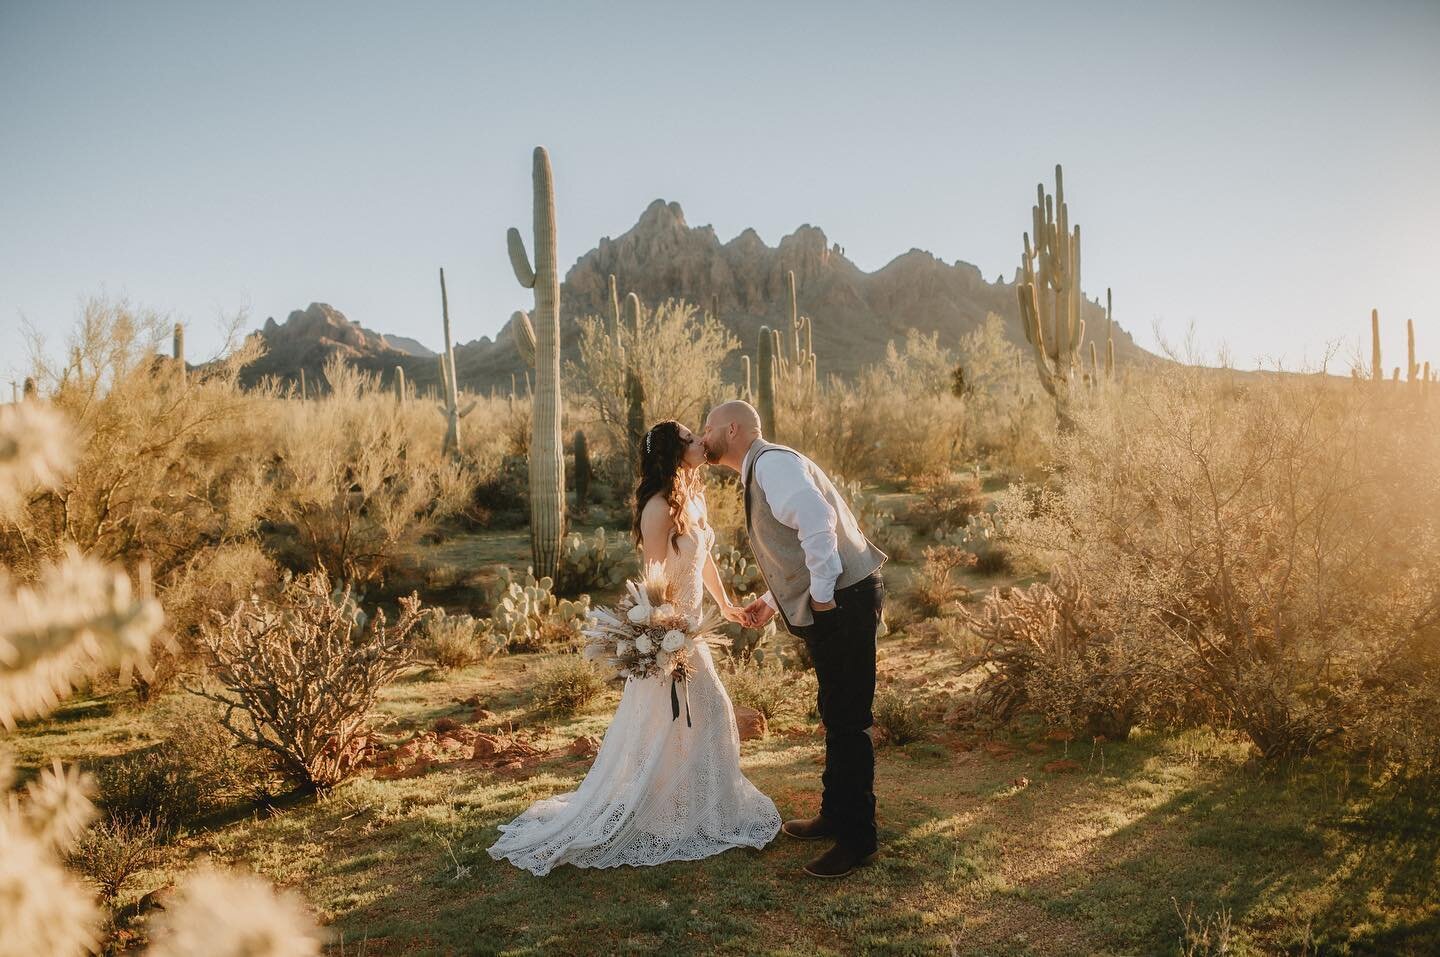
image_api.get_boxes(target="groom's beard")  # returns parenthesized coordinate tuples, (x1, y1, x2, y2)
(702, 439, 723, 464)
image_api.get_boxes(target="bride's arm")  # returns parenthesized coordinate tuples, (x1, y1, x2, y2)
(638, 496, 673, 567)
(702, 549, 744, 622)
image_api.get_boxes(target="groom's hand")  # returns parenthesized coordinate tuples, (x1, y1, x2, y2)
(809, 597, 836, 612)
(741, 597, 776, 628)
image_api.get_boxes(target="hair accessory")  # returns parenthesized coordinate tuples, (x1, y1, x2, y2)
(644, 430, 653, 455)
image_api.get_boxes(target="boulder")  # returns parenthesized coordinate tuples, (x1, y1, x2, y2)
(733, 705, 767, 741)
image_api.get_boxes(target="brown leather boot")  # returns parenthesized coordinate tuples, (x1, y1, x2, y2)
(803, 841, 876, 878)
(781, 814, 835, 840)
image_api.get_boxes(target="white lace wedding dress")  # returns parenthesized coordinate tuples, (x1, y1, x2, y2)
(487, 495, 782, 876)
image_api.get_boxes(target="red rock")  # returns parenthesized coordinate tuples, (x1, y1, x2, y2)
(1026, 742, 1050, 753)
(982, 740, 1016, 758)
(470, 708, 498, 724)
(472, 734, 505, 759)
(1044, 759, 1081, 774)
(434, 717, 462, 734)
(734, 705, 767, 741)
(569, 735, 600, 758)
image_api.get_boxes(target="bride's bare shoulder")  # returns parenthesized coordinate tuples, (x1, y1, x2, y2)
(640, 494, 673, 528)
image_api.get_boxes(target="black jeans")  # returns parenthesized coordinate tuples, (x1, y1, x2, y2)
(790, 571, 884, 855)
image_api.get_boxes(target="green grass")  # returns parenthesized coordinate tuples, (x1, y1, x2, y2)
(9, 483, 1438, 955)
(13, 628, 1438, 956)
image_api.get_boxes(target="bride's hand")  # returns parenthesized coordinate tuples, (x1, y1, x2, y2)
(720, 602, 748, 625)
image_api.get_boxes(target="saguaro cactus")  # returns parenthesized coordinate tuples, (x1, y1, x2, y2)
(1104, 287, 1115, 380)
(394, 365, 407, 404)
(436, 268, 475, 458)
(626, 369, 646, 469)
(507, 146, 566, 578)
(1017, 164, 1087, 422)
(173, 322, 185, 381)
(574, 429, 592, 509)
(22, 377, 36, 400)
(756, 327, 777, 438)
(1407, 319, 1419, 384)
(299, 367, 307, 400)
(1371, 309, 1383, 386)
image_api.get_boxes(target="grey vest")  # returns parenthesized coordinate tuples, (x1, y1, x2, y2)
(743, 441, 887, 629)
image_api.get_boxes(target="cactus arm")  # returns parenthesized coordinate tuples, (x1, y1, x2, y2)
(507, 228, 536, 288)
(512, 310, 536, 366)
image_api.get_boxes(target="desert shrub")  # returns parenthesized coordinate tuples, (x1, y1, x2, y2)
(3, 300, 278, 703)
(952, 313, 1056, 480)
(419, 609, 490, 671)
(67, 813, 163, 904)
(873, 688, 927, 745)
(957, 565, 1153, 740)
(0, 399, 322, 955)
(263, 354, 475, 585)
(193, 570, 424, 790)
(720, 656, 819, 722)
(529, 656, 607, 715)
(567, 298, 737, 478)
(908, 470, 985, 530)
(135, 541, 280, 701)
(994, 344, 1440, 761)
(553, 527, 636, 597)
(486, 566, 592, 653)
(906, 545, 976, 619)
(934, 509, 1013, 576)
(781, 331, 970, 483)
(94, 747, 204, 830)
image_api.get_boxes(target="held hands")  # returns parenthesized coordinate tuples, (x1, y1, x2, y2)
(720, 601, 749, 625)
(739, 597, 777, 629)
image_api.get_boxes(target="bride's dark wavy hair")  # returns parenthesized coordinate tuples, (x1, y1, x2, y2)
(632, 420, 701, 553)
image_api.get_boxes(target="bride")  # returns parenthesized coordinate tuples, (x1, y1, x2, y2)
(487, 419, 782, 876)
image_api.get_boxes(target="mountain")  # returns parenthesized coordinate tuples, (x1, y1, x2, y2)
(241, 201, 1153, 393)
(455, 199, 1152, 391)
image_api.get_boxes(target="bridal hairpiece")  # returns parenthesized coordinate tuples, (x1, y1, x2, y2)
(644, 430, 653, 455)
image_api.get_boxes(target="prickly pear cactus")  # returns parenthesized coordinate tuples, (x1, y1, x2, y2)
(484, 566, 592, 653)
(556, 526, 635, 595)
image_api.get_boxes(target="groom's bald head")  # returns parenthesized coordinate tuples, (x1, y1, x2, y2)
(709, 400, 761, 435)
(701, 400, 762, 470)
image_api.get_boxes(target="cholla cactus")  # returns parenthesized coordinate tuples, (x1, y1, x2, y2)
(146, 866, 324, 957)
(485, 566, 592, 653)
(3, 401, 324, 957)
(193, 571, 424, 790)
(835, 476, 911, 559)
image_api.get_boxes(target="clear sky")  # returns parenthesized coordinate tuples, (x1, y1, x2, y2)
(2, 0, 1437, 384)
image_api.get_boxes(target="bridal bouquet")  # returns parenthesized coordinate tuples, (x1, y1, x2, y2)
(581, 561, 727, 725)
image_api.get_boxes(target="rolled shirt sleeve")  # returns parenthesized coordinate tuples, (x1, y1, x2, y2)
(754, 453, 843, 604)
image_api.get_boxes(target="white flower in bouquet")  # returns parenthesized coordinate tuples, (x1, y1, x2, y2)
(660, 630, 685, 653)
(616, 638, 633, 657)
(635, 634, 653, 654)
(626, 603, 650, 624)
(651, 603, 676, 622)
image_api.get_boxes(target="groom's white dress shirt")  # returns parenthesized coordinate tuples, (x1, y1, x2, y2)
(739, 440, 843, 610)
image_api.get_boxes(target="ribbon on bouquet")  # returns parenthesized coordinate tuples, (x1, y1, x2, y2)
(670, 675, 692, 727)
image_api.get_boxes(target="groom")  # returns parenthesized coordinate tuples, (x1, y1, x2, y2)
(701, 400, 888, 879)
